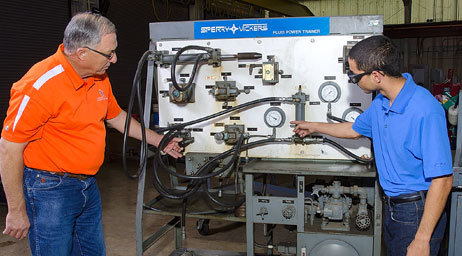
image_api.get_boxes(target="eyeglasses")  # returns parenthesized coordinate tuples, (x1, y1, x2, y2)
(84, 46, 115, 60)
(347, 70, 372, 84)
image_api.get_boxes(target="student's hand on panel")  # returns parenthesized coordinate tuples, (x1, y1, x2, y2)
(290, 121, 316, 137)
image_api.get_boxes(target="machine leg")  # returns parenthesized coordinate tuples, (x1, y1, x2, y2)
(246, 173, 255, 255)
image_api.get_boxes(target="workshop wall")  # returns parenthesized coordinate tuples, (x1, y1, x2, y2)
(395, 36, 462, 90)
(105, 0, 190, 111)
(0, 1, 69, 123)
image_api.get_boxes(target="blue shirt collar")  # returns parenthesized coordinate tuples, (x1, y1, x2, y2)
(382, 73, 417, 114)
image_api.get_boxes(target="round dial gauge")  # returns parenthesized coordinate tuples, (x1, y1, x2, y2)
(264, 107, 286, 128)
(342, 107, 363, 122)
(318, 81, 341, 103)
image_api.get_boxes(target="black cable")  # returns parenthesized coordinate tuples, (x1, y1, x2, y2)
(203, 136, 246, 208)
(150, 132, 242, 200)
(122, 50, 152, 179)
(161, 134, 244, 180)
(152, 137, 279, 200)
(170, 45, 210, 92)
(156, 132, 278, 181)
(322, 137, 374, 165)
(152, 164, 201, 199)
(327, 112, 347, 123)
(150, 97, 281, 199)
(152, 154, 203, 200)
(151, 97, 281, 193)
(156, 97, 280, 133)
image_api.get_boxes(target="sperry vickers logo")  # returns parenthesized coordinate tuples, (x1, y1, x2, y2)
(200, 23, 268, 34)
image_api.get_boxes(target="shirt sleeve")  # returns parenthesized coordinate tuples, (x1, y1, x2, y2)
(352, 106, 372, 138)
(1, 87, 51, 143)
(421, 111, 453, 178)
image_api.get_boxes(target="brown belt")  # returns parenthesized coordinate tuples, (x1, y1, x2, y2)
(26, 166, 95, 181)
(49, 172, 94, 181)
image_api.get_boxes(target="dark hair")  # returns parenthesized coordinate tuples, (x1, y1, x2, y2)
(348, 35, 401, 77)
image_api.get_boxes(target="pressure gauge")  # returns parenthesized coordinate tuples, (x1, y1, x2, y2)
(318, 81, 341, 103)
(264, 107, 286, 128)
(342, 107, 363, 122)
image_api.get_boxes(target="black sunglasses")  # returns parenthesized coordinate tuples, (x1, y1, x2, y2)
(85, 46, 115, 60)
(347, 70, 373, 84)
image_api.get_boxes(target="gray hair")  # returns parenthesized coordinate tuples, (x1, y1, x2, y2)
(63, 12, 116, 54)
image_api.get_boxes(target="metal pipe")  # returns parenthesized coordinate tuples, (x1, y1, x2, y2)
(159, 52, 262, 65)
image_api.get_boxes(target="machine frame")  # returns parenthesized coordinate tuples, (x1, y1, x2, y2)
(136, 15, 384, 256)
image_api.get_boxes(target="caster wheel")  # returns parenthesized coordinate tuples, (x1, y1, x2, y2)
(196, 219, 210, 236)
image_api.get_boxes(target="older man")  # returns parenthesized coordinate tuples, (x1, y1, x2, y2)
(0, 12, 181, 255)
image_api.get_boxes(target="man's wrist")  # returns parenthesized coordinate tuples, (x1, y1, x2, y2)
(414, 232, 431, 242)
(8, 203, 26, 213)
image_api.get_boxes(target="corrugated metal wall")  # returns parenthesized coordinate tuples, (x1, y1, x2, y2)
(302, 0, 461, 24)
(0, 1, 70, 123)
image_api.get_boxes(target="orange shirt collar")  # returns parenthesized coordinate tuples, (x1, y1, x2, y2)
(55, 44, 101, 90)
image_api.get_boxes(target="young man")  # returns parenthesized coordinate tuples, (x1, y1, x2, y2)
(291, 35, 453, 256)
(0, 12, 182, 255)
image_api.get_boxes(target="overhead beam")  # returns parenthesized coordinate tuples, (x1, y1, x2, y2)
(384, 21, 462, 38)
(239, 0, 314, 17)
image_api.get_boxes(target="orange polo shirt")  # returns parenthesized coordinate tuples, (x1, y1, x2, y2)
(2, 44, 122, 175)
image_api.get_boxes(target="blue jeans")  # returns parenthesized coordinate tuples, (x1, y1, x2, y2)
(23, 167, 105, 256)
(384, 191, 446, 256)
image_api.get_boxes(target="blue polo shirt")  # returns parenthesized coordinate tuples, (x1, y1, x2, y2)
(352, 73, 453, 196)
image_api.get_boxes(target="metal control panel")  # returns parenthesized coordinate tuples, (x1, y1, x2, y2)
(153, 20, 376, 161)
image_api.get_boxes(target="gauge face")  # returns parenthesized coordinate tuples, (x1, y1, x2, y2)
(264, 107, 286, 128)
(342, 107, 363, 122)
(318, 81, 341, 103)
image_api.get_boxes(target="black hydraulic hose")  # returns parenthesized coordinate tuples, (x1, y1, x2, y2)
(152, 138, 279, 200)
(157, 134, 245, 180)
(151, 148, 201, 199)
(326, 112, 347, 123)
(151, 132, 240, 200)
(158, 137, 279, 181)
(202, 136, 246, 208)
(170, 45, 210, 92)
(122, 50, 152, 179)
(322, 137, 374, 165)
(152, 156, 203, 199)
(156, 97, 281, 133)
(152, 97, 281, 188)
(151, 136, 205, 200)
